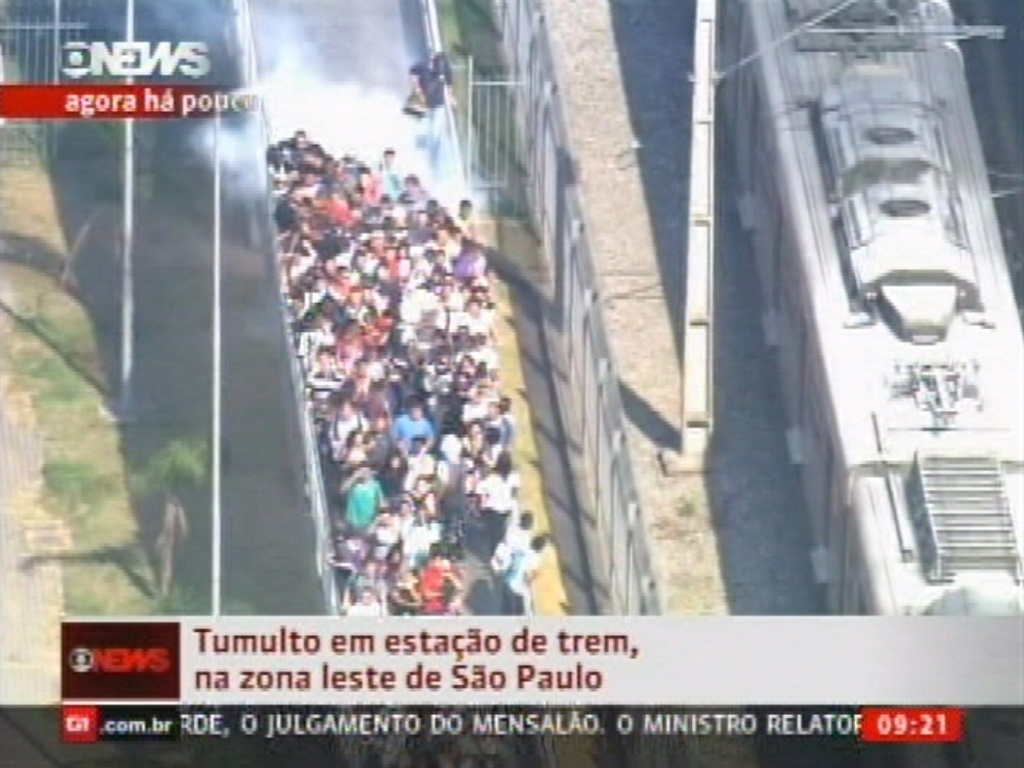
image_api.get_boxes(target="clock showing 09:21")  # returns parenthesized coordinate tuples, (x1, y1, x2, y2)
(860, 707, 965, 743)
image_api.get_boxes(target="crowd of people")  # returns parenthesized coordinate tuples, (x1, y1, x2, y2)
(268, 129, 548, 617)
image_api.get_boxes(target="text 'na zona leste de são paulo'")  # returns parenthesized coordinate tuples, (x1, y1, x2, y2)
(191, 626, 641, 694)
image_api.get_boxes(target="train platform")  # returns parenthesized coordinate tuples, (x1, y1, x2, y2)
(246, 0, 574, 617)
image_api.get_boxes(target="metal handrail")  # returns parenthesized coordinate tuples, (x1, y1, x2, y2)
(421, 0, 470, 192)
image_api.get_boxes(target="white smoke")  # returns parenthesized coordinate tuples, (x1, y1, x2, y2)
(184, 6, 469, 210)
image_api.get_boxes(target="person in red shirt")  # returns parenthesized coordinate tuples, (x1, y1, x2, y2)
(419, 545, 463, 615)
(326, 191, 352, 228)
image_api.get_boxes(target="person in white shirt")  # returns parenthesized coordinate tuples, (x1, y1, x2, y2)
(504, 511, 533, 555)
(345, 586, 386, 617)
(329, 400, 363, 462)
(308, 348, 343, 392)
(461, 382, 492, 424)
(490, 511, 532, 574)
(308, 315, 335, 351)
(503, 534, 548, 615)
(463, 299, 494, 342)
(402, 510, 440, 570)
(439, 279, 464, 313)
(468, 334, 499, 372)
(371, 511, 401, 561)
(437, 433, 464, 493)
(476, 452, 520, 551)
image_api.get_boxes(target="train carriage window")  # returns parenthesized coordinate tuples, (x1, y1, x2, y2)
(781, 269, 806, 386)
(750, 82, 761, 144)
(945, 192, 968, 247)
(843, 509, 857, 611)
(739, 72, 762, 177)
(842, 200, 864, 247)
(931, 126, 951, 171)
(794, 291, 806, 391)
(770, 194, 785, 308)
(845, 523, 869, 616)
(803, 360, 833, 530)
(828, 128, 846, 181)
(821, 432, 835, 541)
(853, 579, 867, 615)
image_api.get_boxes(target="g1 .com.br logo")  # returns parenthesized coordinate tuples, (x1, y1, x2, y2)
(62, 622, 181, 700)
(61, 705, 99, 743)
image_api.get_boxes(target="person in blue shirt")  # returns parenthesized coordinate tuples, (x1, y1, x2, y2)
(405, 52, 456, 154)
(408, 52, 455, 112)
(392, 399, 436, 454)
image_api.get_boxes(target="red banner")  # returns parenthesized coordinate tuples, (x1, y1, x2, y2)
(860, 707, 964, 743)
(0, 84, 258, 120)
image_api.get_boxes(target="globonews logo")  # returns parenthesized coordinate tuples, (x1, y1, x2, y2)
(62, 622, 181, 701)
(68, 646, 172, 674)
(61, 41, 210, 80)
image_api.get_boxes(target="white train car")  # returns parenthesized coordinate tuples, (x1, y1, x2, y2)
(720, 0, 1024, 616)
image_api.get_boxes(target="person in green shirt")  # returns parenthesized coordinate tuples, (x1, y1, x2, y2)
(344, 467, 384, 534)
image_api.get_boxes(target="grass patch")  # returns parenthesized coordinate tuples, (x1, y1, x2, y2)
(1, 264, 155, 615)
(0, 138, 158, 615)
(439, 0, 504, 72)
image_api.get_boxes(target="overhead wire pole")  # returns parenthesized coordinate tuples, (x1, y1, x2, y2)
(117, 0, 136, 419)
(212, 109, 223, 617)
(674, 0, 717, 468)
(664, 0, 919, 474)
(52, 0, 61, 80)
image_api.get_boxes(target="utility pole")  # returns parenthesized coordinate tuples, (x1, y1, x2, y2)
(211, 110, 223, 617)
(52, 0, 61, 81)
(662, 0, 718, 475)
(117, 0, 136, 420)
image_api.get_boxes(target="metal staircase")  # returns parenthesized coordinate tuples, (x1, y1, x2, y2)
(911, 454, 1023, 583)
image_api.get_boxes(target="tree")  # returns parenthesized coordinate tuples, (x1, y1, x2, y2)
(131, 438, 208, 598)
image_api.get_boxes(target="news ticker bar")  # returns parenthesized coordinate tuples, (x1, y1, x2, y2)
(60, 706, 967, 745)
(0, 84, 256, 119)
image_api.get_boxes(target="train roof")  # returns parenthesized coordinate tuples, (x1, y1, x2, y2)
(744, 0, 1024, 607)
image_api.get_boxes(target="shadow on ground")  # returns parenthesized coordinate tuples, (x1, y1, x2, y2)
(0, 0, 322, 614)
(607, 0, 694, 455)
(485, 236, 606, 615)
(426, 0, 609, 613)
(606, 0, 821, 614)
(22, 541, 154, 599)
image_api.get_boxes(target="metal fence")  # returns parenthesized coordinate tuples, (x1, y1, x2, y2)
(0, 0, 91, 167)
(452, 58, 529, 219)
(484, 0, 664, 614)
(231, 0, 338, 616)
